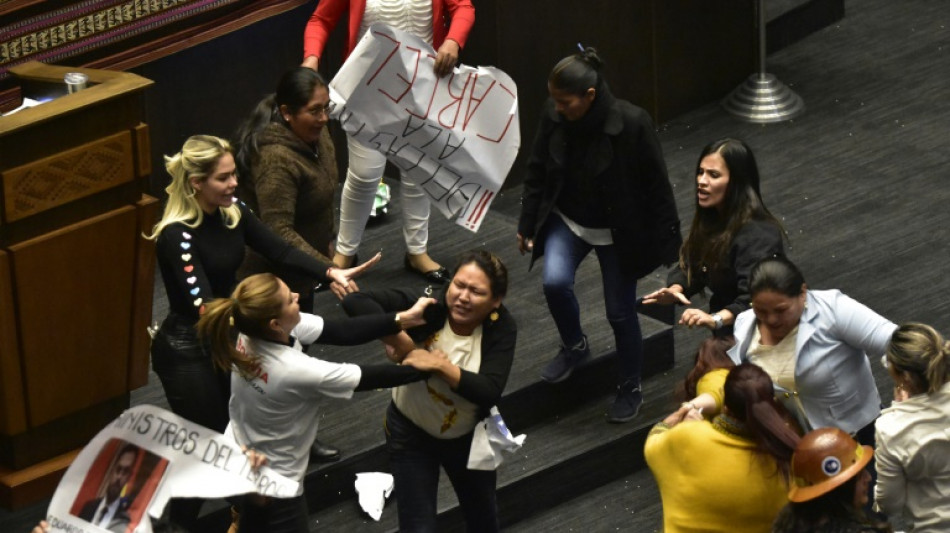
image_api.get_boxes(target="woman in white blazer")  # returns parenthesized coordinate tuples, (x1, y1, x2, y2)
(727, 256, 896, 441)
(679, 256, 896, 443)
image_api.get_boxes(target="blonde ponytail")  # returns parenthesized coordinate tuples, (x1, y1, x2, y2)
(887, 322, 950, 394)
(196, 273, 287, 377)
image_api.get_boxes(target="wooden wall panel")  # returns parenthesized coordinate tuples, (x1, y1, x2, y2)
(128, 195, 158, 389)
(8, 206, 136, 427)
(0, 249, 26, 435)
(1, 131, 134, 223)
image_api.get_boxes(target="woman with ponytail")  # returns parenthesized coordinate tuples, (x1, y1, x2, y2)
(147, 135, 375, 527)
(197, 273, 436, 533)
(874, 323, 950, 531)
(516, 46, 681, 422)
(645, 363, 800, 533)
(235, 67, 340, 313)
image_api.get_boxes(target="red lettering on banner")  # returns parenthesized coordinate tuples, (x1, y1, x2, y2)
(367, 33, 419, 104)
(477, 83, 517, 143)
(438, 72, 473, 129)
(408, 56, 442, 120)
(462, 75, 492, 130)
(365, 31, 400, 86)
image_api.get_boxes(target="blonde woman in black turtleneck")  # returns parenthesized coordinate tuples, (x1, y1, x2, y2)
(517, 47, 681, 423)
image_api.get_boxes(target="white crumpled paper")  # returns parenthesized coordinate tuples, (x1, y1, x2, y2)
(467, 406, 526, 471)
(354, 472, 394, 521)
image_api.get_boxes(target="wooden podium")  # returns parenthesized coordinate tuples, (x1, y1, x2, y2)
(0, 62, 157, 509)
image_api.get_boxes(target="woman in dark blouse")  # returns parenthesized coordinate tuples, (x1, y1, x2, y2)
(642, 138, 784, 337)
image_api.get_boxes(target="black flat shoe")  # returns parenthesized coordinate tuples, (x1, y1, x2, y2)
(309, 439, 341, 463)
(404, 254, 449, 284)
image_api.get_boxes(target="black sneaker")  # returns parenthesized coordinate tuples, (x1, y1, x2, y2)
(606, 382, 642, 423)
(540, 336, 590, 383)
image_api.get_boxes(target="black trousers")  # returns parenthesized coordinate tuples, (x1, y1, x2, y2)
(151, 313, 231, 530)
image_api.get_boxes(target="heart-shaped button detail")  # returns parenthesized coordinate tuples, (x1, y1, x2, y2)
(182, 232, 192, 239)
(193, 298, 203, 306)
(199, 305, 206, 315)
(186, 276, 197, 284)
(181, 253, 192, 261)
(190, 287, 200, 295)
(180, 242, 191, 250)
(184, 265, 194, 273)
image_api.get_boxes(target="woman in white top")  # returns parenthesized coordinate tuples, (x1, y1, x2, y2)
(196, 273, 436, 533)
(875, 323, 950, 532)
(302, 0, 476, 282)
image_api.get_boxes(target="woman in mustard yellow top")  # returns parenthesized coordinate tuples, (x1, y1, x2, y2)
(645, 363, 799, 533)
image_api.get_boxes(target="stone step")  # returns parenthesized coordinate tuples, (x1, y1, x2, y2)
(302, 323, 678, 531)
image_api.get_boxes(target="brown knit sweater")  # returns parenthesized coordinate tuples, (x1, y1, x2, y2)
(238, 122, 338, 294)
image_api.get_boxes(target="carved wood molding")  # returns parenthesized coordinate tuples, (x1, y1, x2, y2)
(0, 0, 308, 111)
(0, 0, 309, 78)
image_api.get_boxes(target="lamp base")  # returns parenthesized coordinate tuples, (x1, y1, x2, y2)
(722, 73, 805, 123)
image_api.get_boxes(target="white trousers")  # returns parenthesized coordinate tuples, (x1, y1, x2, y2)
(336, 135, 431, 256)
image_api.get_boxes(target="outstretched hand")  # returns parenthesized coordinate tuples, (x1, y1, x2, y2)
(678, 308, 715, 329)
(328, 252, 382, 300)
(641, 286, 690, 306)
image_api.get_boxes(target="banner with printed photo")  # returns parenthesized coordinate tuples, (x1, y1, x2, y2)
(329, 23, 520, 232)
(44, 405, 298, 533)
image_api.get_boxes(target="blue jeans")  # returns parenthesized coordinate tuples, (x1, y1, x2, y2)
(385, 403, 499, 532)
(541, 215, 643, 382)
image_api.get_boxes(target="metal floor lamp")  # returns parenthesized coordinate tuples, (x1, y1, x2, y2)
(722, 0, 805, 123)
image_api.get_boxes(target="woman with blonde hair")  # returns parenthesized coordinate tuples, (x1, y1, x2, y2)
(874, 323, 950, 532)
(147, 135, 375, 527)
(197, 273, 435, 533)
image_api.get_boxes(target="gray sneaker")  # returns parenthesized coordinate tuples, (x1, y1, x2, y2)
(606, 381, 643, 423)
(541, 336, 590, 383)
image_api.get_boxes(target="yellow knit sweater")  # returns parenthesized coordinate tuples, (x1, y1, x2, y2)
(645, 417, 789, 533)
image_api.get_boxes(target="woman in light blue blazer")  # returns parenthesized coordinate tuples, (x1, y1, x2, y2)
(727, 256, 896, 446)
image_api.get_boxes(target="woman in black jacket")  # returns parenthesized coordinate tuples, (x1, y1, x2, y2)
(642, 138, 785, 337)
(516, 47, 681, 423)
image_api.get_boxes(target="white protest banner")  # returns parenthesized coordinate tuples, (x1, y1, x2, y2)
(330, 23, 520, 232)
(44, 405, 298, 533)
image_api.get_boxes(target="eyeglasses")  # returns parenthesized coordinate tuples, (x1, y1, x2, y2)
(305, 102, 336, 117)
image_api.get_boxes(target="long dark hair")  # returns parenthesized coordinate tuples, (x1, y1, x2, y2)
(773, 477, 892, 533)
(233, 67, 328, 198)
(724, 363, 801, 478)
(682, 336, 736, 399)
(680, 139, 785, 283)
